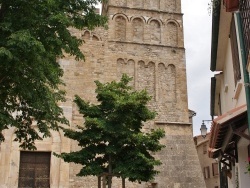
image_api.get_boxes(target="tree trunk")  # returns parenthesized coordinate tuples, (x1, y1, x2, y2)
(0, 2, 7, 22)
(103, 175, 106, 188)
(108, 155, 112, 188)
(98, 176, 101, 188)
(122, 178, 125, 188)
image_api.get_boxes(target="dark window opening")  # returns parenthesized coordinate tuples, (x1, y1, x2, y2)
(203, 144, 207, 154)
(212, 163, 219, 176)
(204, 166, 210, 179)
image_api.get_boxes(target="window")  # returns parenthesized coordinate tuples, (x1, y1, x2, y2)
(230, 16, 241, 85)
(203, 144, 207, 154)
(18, 151, 51, 188)
(212, 163, 219, 176)
(204, 166, 210, 179)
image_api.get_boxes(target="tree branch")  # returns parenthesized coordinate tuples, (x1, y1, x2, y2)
(0, 2, 8, 22)
(0, 77, 6, 84)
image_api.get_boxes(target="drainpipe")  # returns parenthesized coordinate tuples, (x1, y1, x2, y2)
(235, 13, 250, 135)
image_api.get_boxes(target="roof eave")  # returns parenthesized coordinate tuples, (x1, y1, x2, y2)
(210, 1, 221, 71)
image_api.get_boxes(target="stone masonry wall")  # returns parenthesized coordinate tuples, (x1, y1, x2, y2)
(61, 0, 206, 187)
(0, 0, 205, 187)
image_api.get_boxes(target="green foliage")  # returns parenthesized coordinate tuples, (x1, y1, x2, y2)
(0, 0, 107, 149)
(208, 0, 221, 15)
(57, 74, 165, 183)
(246, 164, 250, 174)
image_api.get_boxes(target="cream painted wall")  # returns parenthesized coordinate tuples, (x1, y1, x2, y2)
(219, 38, 246, 115)
(209, 2, 250, 188)
(213, 11, 249, 188)
(195, 134, 220, 188)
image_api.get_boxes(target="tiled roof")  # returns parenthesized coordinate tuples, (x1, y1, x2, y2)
(208, 104, 247, 158)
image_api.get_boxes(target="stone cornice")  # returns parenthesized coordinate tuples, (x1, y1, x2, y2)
(155, 121, 192, 125)
(108, 5, 183, 16)
(108, 40, 185, 50)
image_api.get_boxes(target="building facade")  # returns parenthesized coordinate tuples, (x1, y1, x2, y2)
(209, 0, 250, 188)
(0, 0, 205, 187)
(194, 133, 220, 188)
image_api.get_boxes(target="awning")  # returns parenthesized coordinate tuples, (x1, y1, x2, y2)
(209, 104, 248, 158)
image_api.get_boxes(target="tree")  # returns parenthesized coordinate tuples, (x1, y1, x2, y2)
(56, 74, 165, 187)
(0, 0, 107, 149)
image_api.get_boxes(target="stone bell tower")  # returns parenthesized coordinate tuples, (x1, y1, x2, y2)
(60, 0, 206, 187)
(101, 0, 188, 124)
(0, 1, 205, 188)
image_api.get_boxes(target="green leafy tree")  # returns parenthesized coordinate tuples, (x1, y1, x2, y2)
(57, 75, 165, 187)
(0, 0, 107, 149)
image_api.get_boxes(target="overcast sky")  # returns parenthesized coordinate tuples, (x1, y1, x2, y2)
(182, 0, 214, 136)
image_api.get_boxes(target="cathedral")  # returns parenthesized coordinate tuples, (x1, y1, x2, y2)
(0, 0, 205, 187)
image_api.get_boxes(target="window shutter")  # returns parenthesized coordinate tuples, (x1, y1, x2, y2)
(230, 16, 241, 85)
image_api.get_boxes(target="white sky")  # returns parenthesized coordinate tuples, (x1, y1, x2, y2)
(182, 0, 214, 136)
